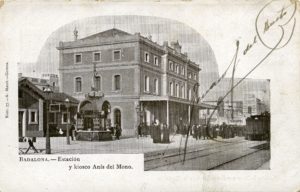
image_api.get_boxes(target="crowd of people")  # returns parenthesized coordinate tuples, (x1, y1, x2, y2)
(136, 121, 246, 143)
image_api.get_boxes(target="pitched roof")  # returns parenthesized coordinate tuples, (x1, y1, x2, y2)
(80, 28, 132, 41)
(43, 92, 78, 104)
(19, 78, 79, 104)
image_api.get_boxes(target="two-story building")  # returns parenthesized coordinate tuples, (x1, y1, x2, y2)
(57, 28, 208, 137)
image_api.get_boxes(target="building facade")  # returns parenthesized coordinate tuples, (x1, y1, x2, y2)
(18, 73, 59, 92)
(18, 78, 78, 139)
(57, 28, 205, 137)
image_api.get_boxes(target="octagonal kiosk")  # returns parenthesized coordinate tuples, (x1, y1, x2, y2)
(76, 92, 113, 141)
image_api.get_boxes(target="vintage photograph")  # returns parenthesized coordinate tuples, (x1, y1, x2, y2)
(17, 14, 274, 170)
(1, 0, 300, 191)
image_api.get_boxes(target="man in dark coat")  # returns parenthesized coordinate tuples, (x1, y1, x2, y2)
(25, 138, 39, 153)
(70, 123, 75, 141)
(137, 123, 142, 138)
(162, 123, 170, 143)
(152, 121, 161, 143)
(115, 124, 122, 140)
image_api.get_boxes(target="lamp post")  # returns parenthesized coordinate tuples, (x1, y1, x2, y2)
(65, 98, 70, 145)
(43, 86, 52, 154)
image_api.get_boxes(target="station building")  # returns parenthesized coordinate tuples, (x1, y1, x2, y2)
(18, 78, 78, 139)
(57, 28, 210, 137)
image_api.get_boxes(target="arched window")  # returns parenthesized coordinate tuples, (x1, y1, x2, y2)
(114, 109, 121, 127)
(154, 78, 158, 94)
(114, 75, 121, 90)
(95, 76, 101, 91)
(75, 77, 82, 92)
(145, 76, 150, 92)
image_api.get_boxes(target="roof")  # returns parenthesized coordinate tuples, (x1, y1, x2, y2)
(199, 102, 216, 109)
(43, 92, 78, 104)
(80, 28, 132, 41)
(57, 28, 137, 49)
(19, 78, 79, 104)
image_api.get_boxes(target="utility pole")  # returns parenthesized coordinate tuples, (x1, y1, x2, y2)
(231, 40, 239, 120)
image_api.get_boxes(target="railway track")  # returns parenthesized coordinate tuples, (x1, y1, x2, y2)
(144, 139, 269, 171)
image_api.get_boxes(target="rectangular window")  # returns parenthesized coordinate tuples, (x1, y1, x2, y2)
(75, 54, 82, 64)
(41, 79, 47, 84)
(169, 82, 174, 96)
(62, 112, 70, 124)
(188, 73, 192, 79)
(113, 50, 121, 61)
(144, 52, 150, 63)
(176, 84, 179, 97)
(31, 78, 38, 83)
(154, 56, 158, 65)
(75, 77, 82, 92)
(95, 76, 101, 91)
(19, 90, 23, 98)
(144, 76, 150, 92)
(28, 109, 38, 124)
(154, 79, 158, 94)
(181, 85, 185, 99)
(194, 74, 197, 80)
(93, 52, 101, 62)
(49, 113, 56, 124)
(114, 75, 121, 90)
(248, 106, 252, 114)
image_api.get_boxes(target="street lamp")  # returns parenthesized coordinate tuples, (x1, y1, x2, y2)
(43, 86, 52, 154)
(65, 98, 70, 145)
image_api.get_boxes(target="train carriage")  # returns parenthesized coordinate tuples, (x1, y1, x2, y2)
(245, 112, 270, 141)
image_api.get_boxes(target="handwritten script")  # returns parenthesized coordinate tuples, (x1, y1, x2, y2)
(184, 0, 297, 157)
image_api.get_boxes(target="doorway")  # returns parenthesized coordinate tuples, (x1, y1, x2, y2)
(18, 110, 26, 137)
(114, 109, 121, 127)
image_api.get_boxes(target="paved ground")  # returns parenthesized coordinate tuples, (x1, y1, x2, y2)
(19, 135, 249, 155)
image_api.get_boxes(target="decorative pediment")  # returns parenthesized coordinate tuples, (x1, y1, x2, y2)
(80, 28, 132, 41)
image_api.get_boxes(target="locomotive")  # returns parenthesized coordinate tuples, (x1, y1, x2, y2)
(245, 112, 270, 141)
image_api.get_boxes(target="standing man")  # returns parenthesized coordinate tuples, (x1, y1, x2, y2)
(115, 123, 122, 140)
(162, 123, 170, 143)
(137, 123, 142, 138)
(70, 123, 75, 141)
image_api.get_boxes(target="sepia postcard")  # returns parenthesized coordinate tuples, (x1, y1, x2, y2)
(0, 0, 300, 191)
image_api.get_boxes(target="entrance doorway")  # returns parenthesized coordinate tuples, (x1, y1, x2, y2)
(114, 109, 121, 127)
(18, 110, 25, 137)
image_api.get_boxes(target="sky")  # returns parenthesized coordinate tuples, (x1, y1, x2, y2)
(2, 0, 298, 95)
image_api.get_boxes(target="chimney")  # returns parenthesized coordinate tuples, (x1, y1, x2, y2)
(170, 40, 182, 53)
(148, 35, 152, 41)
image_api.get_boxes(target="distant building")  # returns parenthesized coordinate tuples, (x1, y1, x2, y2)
(243, 94, 267, 117)
(200, 78, 270, 124)
(204, 78, 270, 110)
(18, 73, 59, 92)
(201, 100, 245, 125)
(57, 28, 211, 137)
(18, 78, 78, 139)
